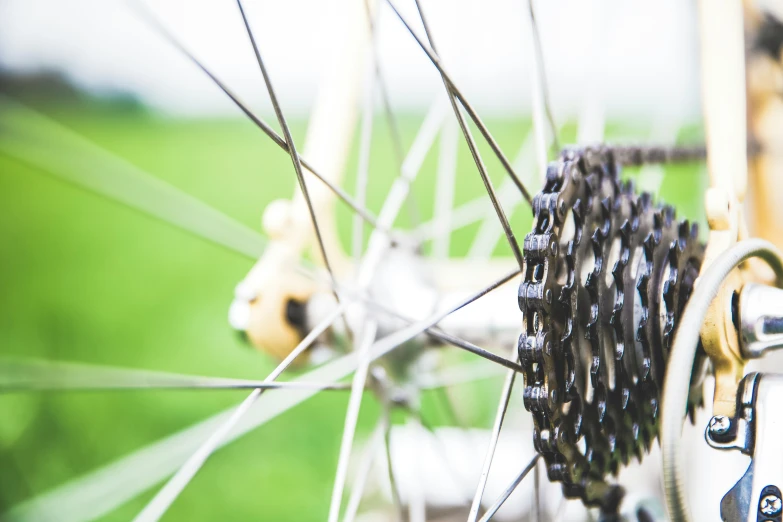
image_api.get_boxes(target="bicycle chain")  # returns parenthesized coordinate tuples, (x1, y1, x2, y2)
(518, 145, 704, 510)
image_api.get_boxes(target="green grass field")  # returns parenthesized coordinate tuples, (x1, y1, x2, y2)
(0, 100, 705, 520)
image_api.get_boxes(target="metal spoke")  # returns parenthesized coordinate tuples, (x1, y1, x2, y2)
(133, 389, 262, 522)
(574, 2, 606, 148)
(0, 359, 349, 393)
(413, 180, 519, 242)
(328, 322, 378, 522)
(342, 419, 384, 522)
(432, 118, 458, 259)
(416, 361, 506, 390)
(352, 46, 377, 265)
(132, 303, 346, 522)
(4, 272, 516, 522)
(0, 95, 266, 260)
(382, 395, 404, 522)
(477, 455, 539, 522)
(235, 0, 344, 308)
(357, 97, 447, 285)
(131, 0, 387, 238)
(407, 417, 426, 522)
(357, 290, 524, 373)
(467, 368, 518, 521)
(410, 409, 474, 506)
(363, 0, 422, 229)
(467, 132, 536, 259)
(433, 386, 463, 426)
(534, 457, 542, 522)
(526, 0, 560, 154)
(384, 0, 533, 207)
(409, 0, 525, 269)
(5, 353, 361, 522)
(637, 118, 682, 194)
(363, 0, 404, 168)
(423, 327, 524, 373)
(368, 268, 521, 364)
(380, 98, 447, 229)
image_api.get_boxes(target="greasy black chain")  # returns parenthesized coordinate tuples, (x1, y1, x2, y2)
(518, 144, 705, 511)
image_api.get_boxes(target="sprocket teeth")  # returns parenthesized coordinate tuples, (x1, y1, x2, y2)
(662, 205, 675, 227)
(518, 146, 704, 509)
(619, 219, 632, 240)
(652, 212, 663, 236)
(573, 199, 585, 222)
(639, 192, 652, 211)
(690, 222, 699, 240)
(629, 201, 640, 232)
(599, 198, 612, 233)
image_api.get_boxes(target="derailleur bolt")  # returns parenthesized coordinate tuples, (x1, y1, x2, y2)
(708, 415, 731, 437)
(760, 494, 782, 517)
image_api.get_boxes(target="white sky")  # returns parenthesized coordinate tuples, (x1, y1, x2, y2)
(0, 0, 702, 121)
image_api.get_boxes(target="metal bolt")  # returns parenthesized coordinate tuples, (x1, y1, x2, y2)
(708, 415, 731, 437)
(760, 494, 782, 516)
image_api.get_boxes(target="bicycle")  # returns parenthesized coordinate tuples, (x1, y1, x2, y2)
(1, 0, 782, 521)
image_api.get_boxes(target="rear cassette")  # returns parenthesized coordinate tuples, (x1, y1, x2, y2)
(517, 146, 704, 510)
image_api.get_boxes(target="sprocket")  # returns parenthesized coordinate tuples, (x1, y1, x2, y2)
(517, 145, 704, 510)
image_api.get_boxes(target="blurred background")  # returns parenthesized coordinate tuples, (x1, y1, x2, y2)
(0, 0, 708, 520)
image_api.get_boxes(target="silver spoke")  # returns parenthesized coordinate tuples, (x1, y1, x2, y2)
(410, 0, 524, 270)
(357, 97, 447, 286)
(477, 456, 539, 522)
(5, 353, 360, 522)
(534, 457, 542, 522)
(423, 328, 524, 373)
(526, 0, 560, 154)
(352, 44, 377, 265)
(0, 359, 348, 393)
(0, 95, 265, 260)
(131, 303, 347, 522)
(575, 4, 606, 147)
(384, 0, 533, 206)
(235, 0, 343, 306)
(432, 118, 458, 259)
(130, 0, 386, 237)
(328, 322, 378, 522)
(416, 360, 506, 390)
(407, 418, 426, 522)
(365, 0, 424, 230)
(637, 117, 682, 194)
(383, 397, 404, 522)
(342, 419, 384, 522)
(467, 368, 517, 521)
(368, 269, 521, 364)
(4, 272, 514, 522)
(414, 182, 518, 243)
(467, 132, 536, 260)
(381, 98, 447, 228)
(363, 0, 406, 186)
(413, 411, 474, 505)
(133, 388, 263, 522)
(358, 290, 524, 373)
